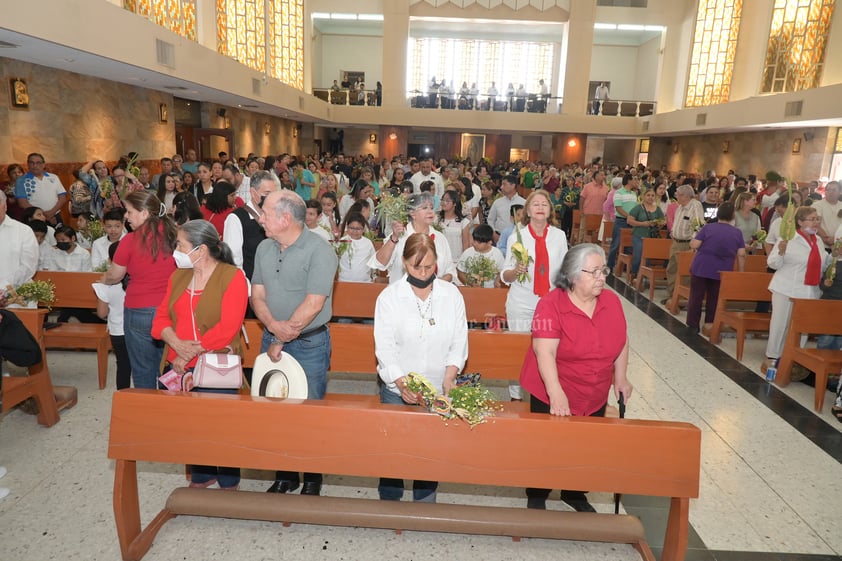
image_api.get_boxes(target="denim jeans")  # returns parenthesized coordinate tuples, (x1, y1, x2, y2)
(631, 235, 644, 275)
(606, 217, 628, 270)
(124, 306, 164, 389)
(817, 335, 842, 351)
(261, 326, 331, 485)
(378, 383, 438, 502)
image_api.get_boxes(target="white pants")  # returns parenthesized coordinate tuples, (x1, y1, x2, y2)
(765, 291, 808, 359)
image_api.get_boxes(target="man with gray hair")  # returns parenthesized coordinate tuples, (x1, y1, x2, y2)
(664, 184, 705, 303)
(223, 170, 279, 283)
(251, 189, 338, 497)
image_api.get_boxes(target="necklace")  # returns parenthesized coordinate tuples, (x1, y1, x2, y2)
(414, 285, 435, 328)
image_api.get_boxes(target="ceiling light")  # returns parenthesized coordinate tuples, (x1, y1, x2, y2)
(567, 139, 577, 147)
(594, 23, 617, 30)
(644, 25, 665, 32)
(618, 24, 646, 31)
(358, 14, 384, 21)
(312, 12, 330, 19)
(330, 13, 357, 20)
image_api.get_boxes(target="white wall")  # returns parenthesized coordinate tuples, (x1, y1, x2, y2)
(634, 36, 659, 101)
(316, 35, 383, 90)
(590, 45, 638, 100)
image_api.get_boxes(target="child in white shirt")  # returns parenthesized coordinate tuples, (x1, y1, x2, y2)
(337, 212, 376, 283)
(93, 240, 130, 389)
(457, 224, 505, 288)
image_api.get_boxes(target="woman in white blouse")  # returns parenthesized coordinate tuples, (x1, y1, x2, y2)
(436, 190, 471, 275)
(374, 233, 468, 503)
(763, 206, 829, 374)
(500, 190, 569, 400)
(370, 192, 456, 283)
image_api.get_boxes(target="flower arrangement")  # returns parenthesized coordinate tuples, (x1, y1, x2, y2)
(404, 372, 500, 428)
(363, 229, 379, 243)
(751, 230, 767, 246)
(510, 225, 532, 283)
(690, 217, 704, 233)
(374, 193, 408, 228)
(334, 237, 353, 260)
(778, 178, 797, 242)
(83, 218, 106, 242)
(6, 280, 56, 309)
(462, 255, 499, 287)
(92, 261, 110, 273)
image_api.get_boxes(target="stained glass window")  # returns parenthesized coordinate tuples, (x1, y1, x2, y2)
(761, 0, 836, 93)
(409, 38, 554, 100)
(123, 0, 197, 41)
(685, 0, 743, 107)
(216, 0, 304, 90)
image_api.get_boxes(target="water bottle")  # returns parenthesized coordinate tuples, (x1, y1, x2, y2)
(765, 359, 778, 382)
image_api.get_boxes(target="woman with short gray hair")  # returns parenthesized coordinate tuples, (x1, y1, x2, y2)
(519, 243, 633, 512)
(370, 192, 456, 283)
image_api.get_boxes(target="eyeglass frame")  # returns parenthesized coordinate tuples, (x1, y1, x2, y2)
(581, 266, 611, 278)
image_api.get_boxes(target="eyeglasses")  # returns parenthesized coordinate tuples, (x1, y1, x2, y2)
(346, 226, 364, 232)
(581, 266, 611, 278)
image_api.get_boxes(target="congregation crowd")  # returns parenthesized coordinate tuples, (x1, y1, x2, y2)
(1, 148, 840, 506)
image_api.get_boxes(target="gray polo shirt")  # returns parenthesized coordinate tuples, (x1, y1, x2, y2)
(252, 228, 338, 331)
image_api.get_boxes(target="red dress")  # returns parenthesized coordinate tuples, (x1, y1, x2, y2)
(519, 288, 627, 416)
(201, 205, 235, 237)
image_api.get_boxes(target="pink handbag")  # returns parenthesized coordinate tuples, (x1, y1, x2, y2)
(193, 353, 243, 389)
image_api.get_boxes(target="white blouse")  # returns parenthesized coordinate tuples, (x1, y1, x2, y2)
(501, 224, 569, 331)
(374, 277, 468, 396)
(767, 234, 828, 299)
(368, 222, 457, 284)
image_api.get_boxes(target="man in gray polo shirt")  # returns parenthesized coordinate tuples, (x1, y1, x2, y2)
(251, 189, 338, 497)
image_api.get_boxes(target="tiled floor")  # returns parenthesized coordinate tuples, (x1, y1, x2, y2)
(0, 276, 840, 560)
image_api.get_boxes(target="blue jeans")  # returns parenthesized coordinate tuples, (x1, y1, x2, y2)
(632, 235, 644, 275)
(124, 306, 164, 389)
(817, 335, 842, 351)
(607, 217, 628, 270)
(261, 326, 331, 485)
(378, 384, 438, 502)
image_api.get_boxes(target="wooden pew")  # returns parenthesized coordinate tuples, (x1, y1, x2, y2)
(580, 213, 603, 244)
(667, 251, 693, 315)
(108, 389, 701, 561)
(33, 271, 112, 389)
(614, 228, 634, 282)
(776, 298, 842, 411)
(707, 272, 773, 359)
(635, 238, 672, 300)
(2, 309, 62, 426)
(740, 254, 768, 273)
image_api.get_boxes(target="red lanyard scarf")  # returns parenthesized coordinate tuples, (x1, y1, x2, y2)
(529, 224, 550, 297)
(798, 230, 821, 286)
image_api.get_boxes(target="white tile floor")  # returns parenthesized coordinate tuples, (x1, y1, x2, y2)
(0, 282, 840, 560)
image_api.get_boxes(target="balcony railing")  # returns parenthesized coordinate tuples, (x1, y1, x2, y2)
(311, 88, 656, 117)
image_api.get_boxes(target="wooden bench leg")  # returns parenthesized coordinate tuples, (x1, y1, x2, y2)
(97, 339, 111, 390)
(815, 368, 830, 412)
(114, 459, 175, 561)
(661, 496, 690, 561)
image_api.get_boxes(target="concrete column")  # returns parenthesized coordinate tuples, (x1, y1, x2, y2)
(655, 8, 694, 113)
(730, 2, 774, 101)
(561, 0, 596, 115)
(196, 0, 217, 51)
(382, 0, 411, 108)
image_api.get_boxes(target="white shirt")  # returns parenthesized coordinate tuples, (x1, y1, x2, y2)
(90, 233, 126, 271)
(46, 244, 91, 272)
(410, 171, 446, 198)
(457, 246, 505, 288)
(92, 282, 125, 336)
(487, 194, 526, 235)
(0, 216, 39, 289)
(767, 234, 828, 299)
(369, 222, 457, 284)
(338, 195, 375, 221)
(16, 172, 66, 211)
(223, 202, 261, 270)
(814, 199, 842, 238)
(595, 85, 609, 100)
(501, 224, 569, 332)
(374, 277, 468, 395)
(337, 236, 376, 283)
(308, 225, 332, 243)
(540, 82, 549, 95)
(437, 216, 471, 266)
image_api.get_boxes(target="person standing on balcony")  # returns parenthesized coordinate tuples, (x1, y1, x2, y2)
(427, 76, 438, 108)
(486, 82, 498, 111)
(593, 82, 609, 114)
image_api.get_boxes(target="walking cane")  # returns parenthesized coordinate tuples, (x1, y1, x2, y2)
(614, 391, 626, 514)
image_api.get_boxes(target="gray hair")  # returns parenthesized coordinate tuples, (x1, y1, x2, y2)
(676, 184, 695, 198)
(270, 190, 306, 225)
(554, 243, 606, 290)
(0, 190, 6, 203)
(611, 176, 623, 189)
(407, 192, 436, 214)
(180, 219, 235, 266)
(250, 170, 281, 190)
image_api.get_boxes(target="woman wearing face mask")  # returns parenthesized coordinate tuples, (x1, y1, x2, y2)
(373, 233, 468, 502)
(101, 191, 177, 389)
(370, 192, 456, 284)
(762, 206, 830, 375)
(152, 219, 248, 490)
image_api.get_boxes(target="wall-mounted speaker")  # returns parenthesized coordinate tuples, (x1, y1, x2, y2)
(803, 131, 814, 141)
(217, 108, 227, 118)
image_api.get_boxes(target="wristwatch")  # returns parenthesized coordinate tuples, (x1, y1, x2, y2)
(270, 335, 283, 345)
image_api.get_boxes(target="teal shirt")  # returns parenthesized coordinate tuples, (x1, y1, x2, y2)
(613, 188, 638, 218)
(628, 204, 665, 238)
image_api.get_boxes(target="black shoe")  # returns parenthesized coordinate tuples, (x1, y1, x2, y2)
(526, 497, 546, 510)
(301, 481, 321, 496)
(561, 491, 596, 513)
(267, 479, 300, 493)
